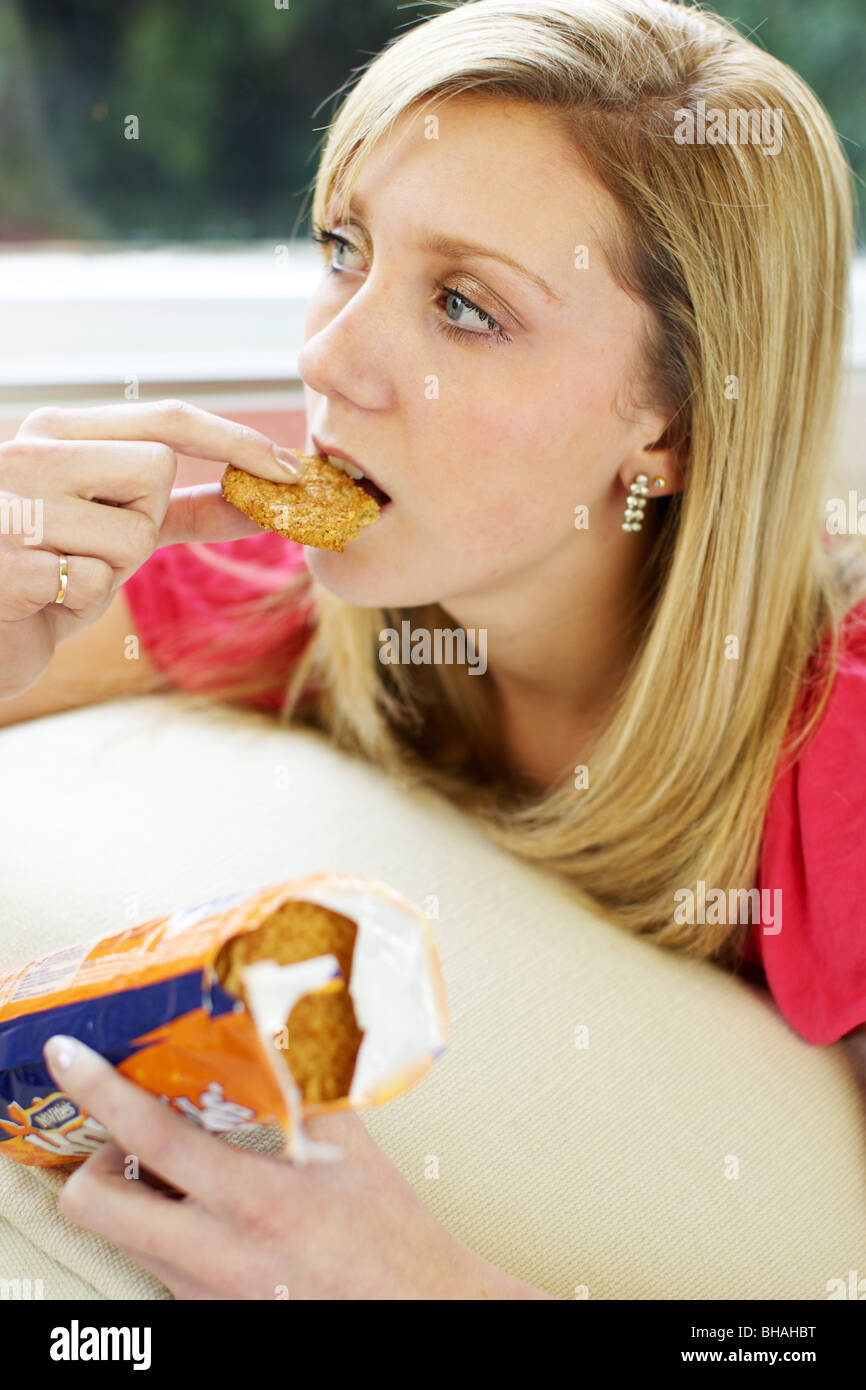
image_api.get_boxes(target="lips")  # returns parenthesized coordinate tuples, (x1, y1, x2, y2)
(311, 435, 392, 506)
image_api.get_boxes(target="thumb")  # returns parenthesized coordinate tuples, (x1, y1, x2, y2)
(157, 483, 271, 547)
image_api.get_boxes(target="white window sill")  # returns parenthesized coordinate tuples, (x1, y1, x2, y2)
(0, 242, 324, 407)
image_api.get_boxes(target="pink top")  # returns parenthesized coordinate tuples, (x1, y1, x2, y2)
(123, 536, 866, 1046)
(745, 595, 866, 1045)
(122, 532, 313, 713)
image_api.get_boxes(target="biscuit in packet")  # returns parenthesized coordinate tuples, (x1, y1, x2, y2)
(0, 873, 448, 1168)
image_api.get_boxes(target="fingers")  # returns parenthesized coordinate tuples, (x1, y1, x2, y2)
(0, 545, 113, 622)
(58, 1141, 213, 1278)
(158, 483, 270, 547)
(59, 1138, 282, 1301)
(0, 437, 177, 519)
(0, 436, 169, 588)
(18, 400, 308, 485)
(43, 1037, 267, 1221)
(7, 496, 158, 583)
(0, 398, 306, 703)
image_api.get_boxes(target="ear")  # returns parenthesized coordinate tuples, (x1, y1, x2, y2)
(618, 418, 685, 498)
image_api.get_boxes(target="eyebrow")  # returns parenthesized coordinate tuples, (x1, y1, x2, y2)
(334, 190, 564, 304)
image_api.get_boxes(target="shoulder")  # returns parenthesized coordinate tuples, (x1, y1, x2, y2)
(751, 597, 866, 1044)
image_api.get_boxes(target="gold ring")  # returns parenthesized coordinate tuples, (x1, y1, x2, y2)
(52, 554, 69, 605)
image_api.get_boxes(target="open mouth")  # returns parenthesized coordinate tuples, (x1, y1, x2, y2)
(321, 453, 392, 508)
(355, 476, 392, 507)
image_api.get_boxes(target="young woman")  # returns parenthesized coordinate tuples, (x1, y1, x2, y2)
(4, 0, 866, 1298)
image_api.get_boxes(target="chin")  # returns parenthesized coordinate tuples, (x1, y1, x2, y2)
(302, 543, 445, 609)
(302, 544, 395, 608)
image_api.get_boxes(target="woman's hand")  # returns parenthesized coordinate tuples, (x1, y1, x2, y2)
(0, 398, 306, 702)
(42, 1035, 529, 1301)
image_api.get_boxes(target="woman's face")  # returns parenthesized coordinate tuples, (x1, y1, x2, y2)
(299, 95, 668, 612)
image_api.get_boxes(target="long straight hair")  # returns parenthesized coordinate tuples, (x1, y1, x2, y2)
(158, 0, 866, 968)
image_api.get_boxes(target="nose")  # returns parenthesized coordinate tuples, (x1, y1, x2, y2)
(297, 271, 397, 413)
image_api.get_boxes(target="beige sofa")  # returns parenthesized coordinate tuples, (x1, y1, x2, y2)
(1, 691, 865, 1300)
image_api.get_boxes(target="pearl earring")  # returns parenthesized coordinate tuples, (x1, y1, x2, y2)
(621, 473, 648, 531)
(622, 474, 666, 532)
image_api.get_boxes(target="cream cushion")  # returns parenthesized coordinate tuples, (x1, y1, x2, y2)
(1, 691, 865, 1301)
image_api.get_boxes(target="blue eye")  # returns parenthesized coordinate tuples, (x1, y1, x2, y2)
(310, 223, 512, 348)
(435, 286, 511, 347)
(310, 225, 364, 272)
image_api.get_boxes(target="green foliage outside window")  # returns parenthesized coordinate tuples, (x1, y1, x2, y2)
(1, 0, 863, 243)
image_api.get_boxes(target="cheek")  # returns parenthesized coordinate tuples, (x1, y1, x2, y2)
(474, 483, 575, 558)
(414, 464, 574, 577)
(415, 390, 585, 546)
(414, 391, 530, 499)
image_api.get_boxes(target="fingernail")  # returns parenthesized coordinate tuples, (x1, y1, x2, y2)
(44, 1035, 83, 1072)
(272, 445, 307, 479)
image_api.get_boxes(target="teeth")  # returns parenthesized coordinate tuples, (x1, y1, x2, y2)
(326, 452, 364, 480)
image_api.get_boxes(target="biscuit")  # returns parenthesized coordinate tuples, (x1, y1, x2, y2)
(213, 899, 365, 1104)
(221, 451, 379, 552)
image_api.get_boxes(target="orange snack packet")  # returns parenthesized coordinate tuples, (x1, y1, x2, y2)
(0, 873, 448, 1168)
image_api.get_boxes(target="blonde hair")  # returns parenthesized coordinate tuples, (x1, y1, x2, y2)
(160, 0, 866, 969)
